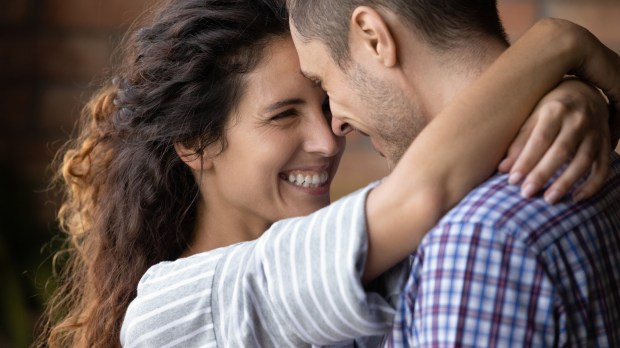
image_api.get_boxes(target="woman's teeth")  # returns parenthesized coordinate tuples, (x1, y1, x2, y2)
(287, 172, 329, 188)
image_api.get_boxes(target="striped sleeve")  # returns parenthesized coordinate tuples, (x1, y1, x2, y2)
(121, 250, 225, 347)
(120, 183, 408, 347)
(214, 183, 409, 347)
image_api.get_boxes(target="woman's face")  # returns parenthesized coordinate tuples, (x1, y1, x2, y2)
(203, 37, 345, 233)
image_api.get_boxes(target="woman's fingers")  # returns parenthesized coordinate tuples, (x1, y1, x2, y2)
(508, 79, 611, 202)
(542, 135, 609, 203)
(519, 122, 581, 199)
(572, 144, 611, 203)
(506, 103, 563, 184)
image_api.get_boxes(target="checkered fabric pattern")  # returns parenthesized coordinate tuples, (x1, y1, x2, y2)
(387, 153, 620, 347)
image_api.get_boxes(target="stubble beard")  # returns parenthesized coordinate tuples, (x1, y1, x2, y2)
(349, 64, 427, 169)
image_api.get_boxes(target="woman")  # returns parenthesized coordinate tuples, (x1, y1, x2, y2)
(38, 0, 619, 347)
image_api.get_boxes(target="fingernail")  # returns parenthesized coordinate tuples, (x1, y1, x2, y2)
(509, 172, 523, 185)
(573, 191, 586, 203)
(545, 190, 562, 204)
(521, 183, 537, 198)
(498, 159, 509, 172)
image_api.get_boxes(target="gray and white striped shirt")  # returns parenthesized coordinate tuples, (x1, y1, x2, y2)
(121, 183, 409, 347)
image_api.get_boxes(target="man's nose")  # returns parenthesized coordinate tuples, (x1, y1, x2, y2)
(331, 117, 353, 136)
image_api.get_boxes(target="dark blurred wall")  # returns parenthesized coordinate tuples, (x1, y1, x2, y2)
(0, 0, 619, 346)
(0, 1, 151, 346)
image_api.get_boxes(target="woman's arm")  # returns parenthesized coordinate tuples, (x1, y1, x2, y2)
(363, 18, 620, 282)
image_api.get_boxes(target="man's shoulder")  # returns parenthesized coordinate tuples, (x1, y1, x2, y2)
(433, 152, 620, 244)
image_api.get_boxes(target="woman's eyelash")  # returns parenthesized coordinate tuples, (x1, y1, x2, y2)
(271, 109, 297, 120)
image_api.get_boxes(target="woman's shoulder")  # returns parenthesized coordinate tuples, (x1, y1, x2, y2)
(121, 248, 232, 346)
(137, 247, 232, 293)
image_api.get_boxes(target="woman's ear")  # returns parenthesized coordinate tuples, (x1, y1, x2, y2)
(174, 142, 214, 171)
(350, 6, 398, 68)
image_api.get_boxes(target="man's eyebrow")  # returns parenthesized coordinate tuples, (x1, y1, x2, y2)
(264, 98, 305, 113)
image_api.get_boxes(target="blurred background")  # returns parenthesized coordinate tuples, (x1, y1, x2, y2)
(1, 0, 619, 347)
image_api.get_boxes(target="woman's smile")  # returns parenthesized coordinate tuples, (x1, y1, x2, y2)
(280, 165, 332, 194)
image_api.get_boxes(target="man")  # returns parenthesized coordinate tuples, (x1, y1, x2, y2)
(287, 0, 620, 346)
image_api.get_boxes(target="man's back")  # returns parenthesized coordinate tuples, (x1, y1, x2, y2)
(390, 153, 620, 347)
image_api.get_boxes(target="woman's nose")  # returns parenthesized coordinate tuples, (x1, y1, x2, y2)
(304, 116, 344, 157)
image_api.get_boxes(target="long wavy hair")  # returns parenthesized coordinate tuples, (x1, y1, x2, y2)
(37, 0, 288, 346)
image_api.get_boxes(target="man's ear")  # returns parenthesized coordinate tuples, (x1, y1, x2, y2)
(174, 142, 214, 171)
(350, 6, 398, 67)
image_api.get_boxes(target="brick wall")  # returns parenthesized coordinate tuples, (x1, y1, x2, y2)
(0, 1, 619, 345)
(0, 0, 152, 221)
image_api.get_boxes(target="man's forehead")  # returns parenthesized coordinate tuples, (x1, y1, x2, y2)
(300, 69, 324, 88)
(290, 38, 321, 74)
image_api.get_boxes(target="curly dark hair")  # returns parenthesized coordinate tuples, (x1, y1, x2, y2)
(37, 0, 288, 346)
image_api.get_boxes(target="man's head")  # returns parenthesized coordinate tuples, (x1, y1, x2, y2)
(288, 0, 507, 67)
(288, 0, 509, 166)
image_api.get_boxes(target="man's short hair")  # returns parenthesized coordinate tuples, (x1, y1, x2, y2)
(287, 0, 508, 67)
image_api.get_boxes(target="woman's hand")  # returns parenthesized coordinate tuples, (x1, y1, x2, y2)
(498, 79, 611, 204)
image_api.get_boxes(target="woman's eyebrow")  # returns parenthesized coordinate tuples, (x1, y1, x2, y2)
(264, 98, 305, 113)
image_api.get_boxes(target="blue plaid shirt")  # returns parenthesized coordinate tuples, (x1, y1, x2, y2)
(388, 153, 620, 347)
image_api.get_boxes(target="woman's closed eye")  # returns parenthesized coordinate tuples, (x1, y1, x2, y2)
(270, 108, 299, 123)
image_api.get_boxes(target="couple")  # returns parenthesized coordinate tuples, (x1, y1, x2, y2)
(40, 0, 620, 347)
